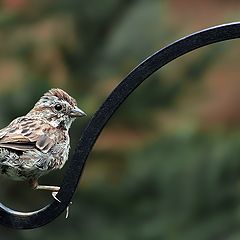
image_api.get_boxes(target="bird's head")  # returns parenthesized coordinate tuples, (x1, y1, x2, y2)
(29, 88, 86, 130)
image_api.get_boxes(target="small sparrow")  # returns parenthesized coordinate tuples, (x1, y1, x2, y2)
(0, 88, 86, 203)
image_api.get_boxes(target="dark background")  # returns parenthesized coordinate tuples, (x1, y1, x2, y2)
(0, 0, 240, 239)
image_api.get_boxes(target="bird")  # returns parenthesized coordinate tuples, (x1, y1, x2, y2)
(0, 88, 86, 204)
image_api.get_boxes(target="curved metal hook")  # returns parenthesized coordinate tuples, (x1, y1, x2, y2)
(0, 22, 239, 229)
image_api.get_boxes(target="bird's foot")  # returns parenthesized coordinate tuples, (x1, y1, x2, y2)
(51, 191, 72, 219)
(65, 201, 72, 219)
(30, 180, 72, 219)
(52, 191, 61, 202)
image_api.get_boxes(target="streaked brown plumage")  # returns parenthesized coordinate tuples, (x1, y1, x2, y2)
(0, 88, 86, 195)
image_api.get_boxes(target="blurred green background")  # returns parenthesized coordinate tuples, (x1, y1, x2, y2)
(0, 0, 240, 239)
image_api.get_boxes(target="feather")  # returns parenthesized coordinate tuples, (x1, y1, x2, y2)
(0, 117, 54, 153)
(36, 134, 54, 153)
(0, 143, 35, 151)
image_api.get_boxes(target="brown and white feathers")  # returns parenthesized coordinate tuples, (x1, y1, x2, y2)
(0, 88, 86, 181)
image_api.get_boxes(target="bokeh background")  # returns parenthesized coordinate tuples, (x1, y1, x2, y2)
(0, 0, 240, 239)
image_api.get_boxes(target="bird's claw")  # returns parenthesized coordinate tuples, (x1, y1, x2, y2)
(65, 201, 72, 219)
(51, 191, 72, 219)
(52, 191, 61, 202)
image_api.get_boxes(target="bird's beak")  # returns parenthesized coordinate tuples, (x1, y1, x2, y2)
(70, 107, 87, 117)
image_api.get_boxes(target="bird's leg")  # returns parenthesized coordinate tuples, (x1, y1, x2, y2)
(34, 185, 60, 202)
(28, 178, 60, 200)
(34, 185, 60, 192)
(28, 178, 71, 218)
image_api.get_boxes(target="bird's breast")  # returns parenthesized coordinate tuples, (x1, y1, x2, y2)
(48, 131, 70, 170)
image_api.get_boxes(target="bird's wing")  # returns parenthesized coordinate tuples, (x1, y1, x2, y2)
(0, 117, 55, 153)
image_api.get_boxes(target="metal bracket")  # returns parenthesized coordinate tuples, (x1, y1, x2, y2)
(0, 22, 239, 229)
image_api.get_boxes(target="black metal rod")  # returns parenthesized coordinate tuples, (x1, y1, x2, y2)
(0, 22, 239, 229)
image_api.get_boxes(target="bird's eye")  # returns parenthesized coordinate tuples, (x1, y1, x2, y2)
(54, 104, 62, 111)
